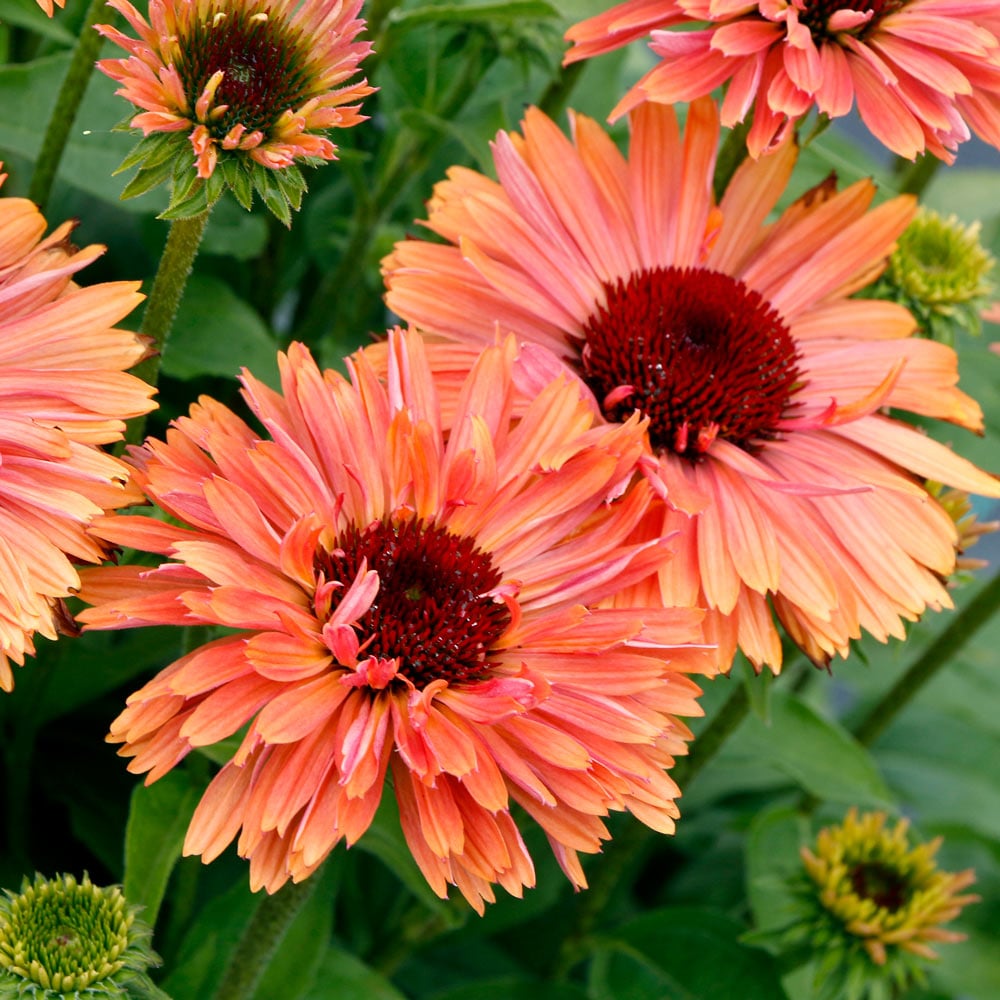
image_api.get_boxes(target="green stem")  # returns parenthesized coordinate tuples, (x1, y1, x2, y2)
(853, 570, 1000, 748)
(538, 61, 585, 121)
(124, 211, 210, 445)
(548, 817, 655, 980)
(210, 876, 320, 1000)
(894, 153, 941, 197)
(670, 677, 750, 789)
(713, 117, 752, 202)
(28, 0, 107, 211)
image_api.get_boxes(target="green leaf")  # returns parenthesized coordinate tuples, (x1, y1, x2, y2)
(0, 627, 187, 728)
(744, 805, 811, 935)
(300, 947, 408, 1000)
(123, 768, 205, 926)
(158, 877, 263, 1000)
(162, 274, 279, 385)
(589, 945, 697, 1000)
(201, 197, 269, 260)
(0, 53, 166, 210)
(161, 863, 339, 1000)
(220, 156, 254, 212)
(162, 173, 210, 219)
(116, 132, 186, 176)
(928, 930, 1000, 1000)
(880, 750, 1000, 842)
(274, 164, 306, 212)
(120, 155, 178, 201)
(738, 691, 892, 806)
(741, 657, 773, 724)
(251, 166, 293, 227)
(596, 907, 792, 1000)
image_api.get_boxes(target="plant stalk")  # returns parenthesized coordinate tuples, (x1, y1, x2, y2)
(854, 570, 1000, 747)
(209, 875, 320, 1000)
(124, 211, 210, 445)
(28, 0, 108, 210)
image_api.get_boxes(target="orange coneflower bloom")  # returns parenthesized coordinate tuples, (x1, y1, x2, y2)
(0, 172, 155, 691)
(96, 0, 374, 179)
(563, 1, 1000, 161)
(76, 330, 708, 912)
(382, 99, 1000, 673)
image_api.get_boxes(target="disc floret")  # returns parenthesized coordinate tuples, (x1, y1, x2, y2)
(0, 874, 158, 999)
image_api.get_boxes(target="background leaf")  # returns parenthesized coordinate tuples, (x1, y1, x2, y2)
(123, 767, 206, 926)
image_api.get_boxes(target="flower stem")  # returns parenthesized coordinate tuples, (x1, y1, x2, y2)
(539, 61, 585, 121)
(28, 0, 107, 211)
(671, 677, 751, 789)
(210, 876, 321, 1000)
(853, 570, 1000, 747)
(895, 154, 941, 197)
(124, 211, 210, 445)
(713, 118, 752, 201)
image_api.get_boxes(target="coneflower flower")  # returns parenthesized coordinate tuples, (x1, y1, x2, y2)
(96, 0, 374, 219)
(0, 172, 155, 691)
(77, 330, 708, 913)
(382, 99, 1000, 672)
(563, 0, 1000, 161)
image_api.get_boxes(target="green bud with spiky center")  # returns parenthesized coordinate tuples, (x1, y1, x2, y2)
(871, 208, 996, 344)
(753, 810, 979, 1000)
(0, 875, 159, 999)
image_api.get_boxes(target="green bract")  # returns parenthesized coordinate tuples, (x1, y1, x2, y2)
(114, 130, 308, 225)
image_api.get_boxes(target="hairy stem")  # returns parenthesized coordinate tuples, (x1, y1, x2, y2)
(124, 211, 210, 445)
(28, 0, 107, 210)
(210, 876, 321, 1000)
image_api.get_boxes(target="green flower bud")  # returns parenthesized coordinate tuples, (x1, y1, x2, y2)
(0, 875, 159, 999)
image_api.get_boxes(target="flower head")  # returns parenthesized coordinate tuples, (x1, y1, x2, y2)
(563, 1, 1000, 161)
(34, 0, 65, 16)
(0, 874, 158, 999)
(97, 0, 374, 220)
(796, 809, 978, 998)
(871, 208, 996, 344)
(0, 171, 155, 692)
(382, 99, 1000, 673)
(76, 330, 708, 912)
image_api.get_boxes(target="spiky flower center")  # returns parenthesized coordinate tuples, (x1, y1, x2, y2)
(321, 520, 511, 688)
(889, 210, 995, 306)
(850, 861, 908, 912)
(797, 0, 906, 38)
(0, 875, 132, 994)
(578, 266, 802, 458)
(180, 6, 313, 137)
